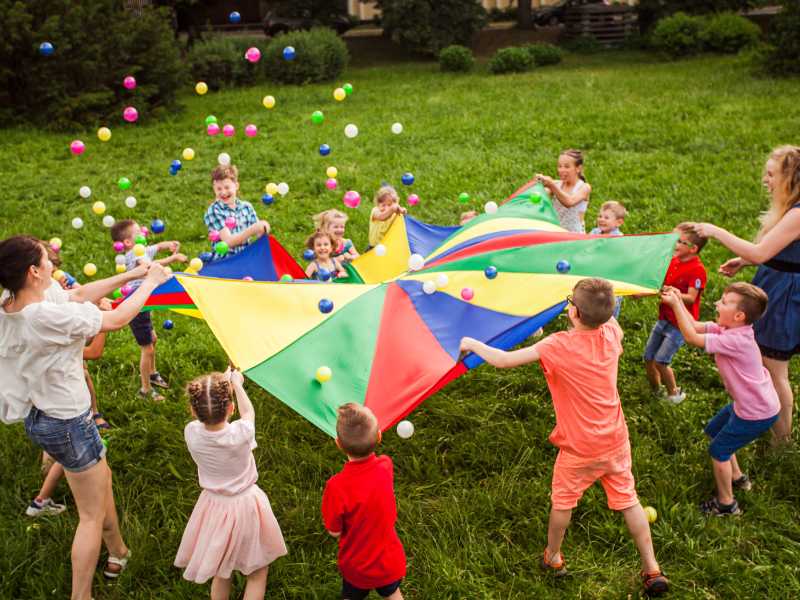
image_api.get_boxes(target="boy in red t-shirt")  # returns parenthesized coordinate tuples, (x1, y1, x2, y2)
(644, 223, 707, 404)
(461, 278, 669, 596)
(322, 403, 406, 600)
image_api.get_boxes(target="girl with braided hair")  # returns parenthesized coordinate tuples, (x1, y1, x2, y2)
(175, 368, 287, 599)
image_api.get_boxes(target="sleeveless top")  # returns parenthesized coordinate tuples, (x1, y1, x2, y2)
(553, 179, 589, 233)
(311, 260, 338, 282)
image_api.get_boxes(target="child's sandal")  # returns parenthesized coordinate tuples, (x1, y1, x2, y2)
(541, 549, 567, 576)
(641, 570, 669, 596)
(103, 550, 131, 579)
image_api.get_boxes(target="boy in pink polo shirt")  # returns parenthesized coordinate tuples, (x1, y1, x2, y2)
(461, 278, 669, 596)
(322, 403, 406, 600)
(662, 282, 779, 516)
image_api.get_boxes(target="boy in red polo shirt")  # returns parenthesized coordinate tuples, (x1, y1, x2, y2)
(644, 223, 707, 404)
(322, 403, 406, 600)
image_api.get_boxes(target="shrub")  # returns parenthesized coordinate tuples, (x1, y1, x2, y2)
(651, 12, 706, 58)
(263, 28, 349, 85)
(488, 47, 533, 75)
(563, 35, 604, 54)
(524, 43, 563, 66)
(0, 0, 186, 129)
(703, 12, 761, 53)
(439, 44, 474, 72)
(188, 37, 264, 89)
(373, 0, 488, 56)
(637, 1, 758, 33)
(759, 0, 800, 76)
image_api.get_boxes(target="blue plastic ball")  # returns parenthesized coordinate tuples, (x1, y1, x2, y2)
(303, 249, 315, 261)
(229, 11, 241, 24)
(64, 273, 76, 287)
(319, 144, 331, 156)
(169, 166, 178, 176)
(401, 172, 415, 186)
(318, 298, 334, 314)
(150, 219, 165, 234)
(484, 266, 498, 279)
(163, 319, 174, 330)
(199, 251, 213, 263)
(261, 193, 274, 206)
(556, 260, 571, 274)
(283, 46, 296, 60)
(171, 159, 182, 170)
(39, 42, 54, 56)
(318, 267, 331, 282)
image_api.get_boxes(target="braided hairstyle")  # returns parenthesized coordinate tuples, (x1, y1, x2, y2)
(758, 145, 800, 240)
(186, 372, 232, 425)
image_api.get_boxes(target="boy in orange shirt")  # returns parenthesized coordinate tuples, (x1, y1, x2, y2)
(460, 278, 669, 596)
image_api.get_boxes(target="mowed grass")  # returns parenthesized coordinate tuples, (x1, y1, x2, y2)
(2, 51, 800, 599)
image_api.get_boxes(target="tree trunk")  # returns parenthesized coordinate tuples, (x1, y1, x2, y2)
(518, 0, 532, 30)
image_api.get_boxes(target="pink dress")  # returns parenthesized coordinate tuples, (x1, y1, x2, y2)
(175, 419, 287, 582)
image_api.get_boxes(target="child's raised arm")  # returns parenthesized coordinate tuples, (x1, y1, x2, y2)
(305, 262, 318, 278)
(155, 253, 187, 267)
(229, 369, 255, 422)
(219, 220, 270, 249)
(536, 174, 590, 208)
(661, 287, 706, 348)
(460, 336, 541, 368)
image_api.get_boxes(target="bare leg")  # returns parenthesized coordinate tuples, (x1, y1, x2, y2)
(764, 357, 792, 442)
(655, 363, 678, 396)
(645, 360, 661, 391)
(84, 366, 99, 415)
(38, 461, 65, 500)
(546, 507, 572, 562)
(149, 333, 158, 377)
(101, 468, 127, 560)
(139, 344, 154, 392)
(729, 454, 743, 481)
(621, 503, 660, 574)
(211, 575, 232, 600)
(385, 590, 404, 600)
(243, 566, 268, 600)
(712, 459, 734, 506)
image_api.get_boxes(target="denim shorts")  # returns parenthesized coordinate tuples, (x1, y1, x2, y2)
(705, 403, 778, 462)
(24, 407, 106, 472)
(129, 310, 154, 346)
(342, 578, 402, 600)
(643, 320, 685, 364)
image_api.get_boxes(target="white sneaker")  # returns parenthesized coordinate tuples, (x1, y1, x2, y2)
(666, 388, 686, 405)
(25, 498, 66, 517)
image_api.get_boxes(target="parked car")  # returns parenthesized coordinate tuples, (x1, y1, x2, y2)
(262, 7, 354, 37)
(532, 0, 605, 27)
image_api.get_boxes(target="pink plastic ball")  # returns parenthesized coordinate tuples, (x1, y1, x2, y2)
(343, 190, 361, 208)
(245, 124, 258, 137)
(120, 284, 133, 297)
(140, 226, 149, 236)
(243, 276, 254, 281)
(123, 106, 138, 123)
(461, 287, 474, 301)
(222, 124, 235, 137)
(50, 243, 60, 253)
(245, 47, 261, 63)
(123, 76, 137, 90)
(207, 123, 220, 136)
(70, 140, 85, 155)
(208, 230, 221, 243)
(325, 178, 337, 190)
(224, 216, 236, 230)
(408, 193, 420, 206)
(113, 241, 125, 253)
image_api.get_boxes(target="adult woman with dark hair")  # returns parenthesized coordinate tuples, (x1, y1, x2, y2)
(0, 235, 170, 600)
(692, 145, 800, 443)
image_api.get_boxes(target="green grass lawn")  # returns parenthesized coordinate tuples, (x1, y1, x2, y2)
(2, 51, 800, 599)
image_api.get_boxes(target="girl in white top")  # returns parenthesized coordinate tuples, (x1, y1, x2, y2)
(0, 235, 171, 600)
(536, 149, 592, 233)
(175, 368, 287, 599)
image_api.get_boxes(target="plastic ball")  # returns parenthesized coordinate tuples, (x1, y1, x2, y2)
(123, 75, 136, 90)
(245, 124, 257, 137)
(422, 280, 436, 295)
(97, 127, 111, 142)
(53, 269, 64, 282)
(79, 186, 92, 198)
(245, 47, 261, 63)
(318, 298, 334, 314)
(207, 123, 220, 136)
(115, 254, 126, 265)
(277, 182, 289, 196)
(39, 42, 54, 56)
(484, 201, 498, 214)
(171, 159, 182, 171)
(261, 193, 274, 206)
(343, 190, 361, 208)
(224, 216, 236, 230)
(391, 122, 403, 135)
(311, 110, 324, 125)
(229, 11, 241, 23)
(326, 166, 338, 178)
(218, 152, 231, 166)
(325, 178, 337, 191)
(458, 192, 470, 203)
(206, 231, 218, 243)
(197, 252, 213, 264)
(222, 124, 235, 137)
(262, 95, 275, 109)
(92, 201, 106, 215)
(401, 172, 414, 186)
(151, 219, 165, 234)
(484, 266, 498, 279)
(112, 288, 123, 300)
(123, 106, 138, 123)
(195, 81, 208, 95)
(315, 366, 332, 383)
(214, 241, 229, 256)
(265, 182, 279, 196)
(163, 319, 174, 330)
(83, 263, 97, 277)
(113, 241, 124, 253)
(49, 237, 62, 251)
(282, 46, 295, 60)
(135, 234, 146, 245)
(133, 243, 146, 257)
(344, 124, 358, 138)
(333, 87, 346, 101)
(303, 249, 315, 261)
(116, 264, 127, 274)
(64, 273, 77, 287)
(375, 244, 387, 257)
(119, 284, 133, 297)
(280, 274, 293, 282)
(319, 144, 331, 156)
(408, 254, 425, 271)
(436, 273, 449, 288)
(140, 226, 149, 236)
(397, 420, 414, 439)
(461, 287, 474, 301)
(70, 140, 85, 156)
(407, 193, 420, 206)
(102, 215, 115, 228)
(205, 115, 218, 126)
(168, 166, 178, 177)
(556, 260, 571, 274)
(186, 258, 202, 272)
(644, 506, 657, 523)
(242, 276, 253, 281)
(125, 196, 137, 208)
(176, 150, 193, 164)
(343, 83, 353, 95)
(318, 267, 332, 282)
(71, 217, 84, 229)
(118, 177, 131, 191)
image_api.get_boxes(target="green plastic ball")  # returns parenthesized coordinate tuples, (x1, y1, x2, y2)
(311, 110, 324, 125)
(214, 241, 229, 257)
(205, 115, 218, 126)
(280, 274, 293, 282)
(135, 234, 146, 245)
(343, 83, 353, 95)
(118, 177, 132, 191)
(112, 288, 122, 299)
(458, 192, 470, 204)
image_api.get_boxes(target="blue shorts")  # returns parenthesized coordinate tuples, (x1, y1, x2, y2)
(25, 407, 106, 472)
(705, 403, 778, 462)
(643, 320, 684, 364)
(342, 578, 402, 600)
(129, 311, 154, 346)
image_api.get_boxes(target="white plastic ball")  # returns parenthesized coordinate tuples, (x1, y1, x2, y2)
(277, 182, 289, 196)
(436, 273, 449, 288)
(484, 201, 498, 214)
(125, 196, 137, 208)
(344, 123, 358, 138)
(115, 254, 126, 265)
(79, 186, 92, 199)
(71, 217, 84, 229)
(102, 215, 115, 227)
(396, 420, 414, 439)
(218, 152, 231, 166)
(391, 122, 403, 135)
(408, 253, 425, 271)
(422, 280, 436, 295)
(375, 244, 387, 257)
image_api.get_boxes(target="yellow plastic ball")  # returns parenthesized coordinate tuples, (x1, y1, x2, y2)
(184, 267, 197, 275)
(644, 506, 657, 523)
(315, 366, 332, 383)
(189, 257, 204, 271)
(52, 269, 64, 281)
(262, 95, 275, 109)
(195, 81, 208, 95)
(265, 182, 279, 196)
(92, 201, 106, 215)
(326, 166, 338, 178)
(83, 263, 97, 277)
(49, 237, 62, 250)
(97, 127, 112, 142)
(182, 147, 195, 161)
(133, 243, 146, 257)
(116, 264, 127, 274)
(333, 87, 346, 101)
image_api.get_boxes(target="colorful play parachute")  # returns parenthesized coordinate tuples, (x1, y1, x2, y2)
(177, 195, 677, 437)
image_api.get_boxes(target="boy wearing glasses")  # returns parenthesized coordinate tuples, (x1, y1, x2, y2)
(460, 278, 669, 597)
(643, 223, 707, 404)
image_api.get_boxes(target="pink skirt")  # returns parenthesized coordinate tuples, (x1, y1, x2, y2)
(175, 485, 287, 583)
